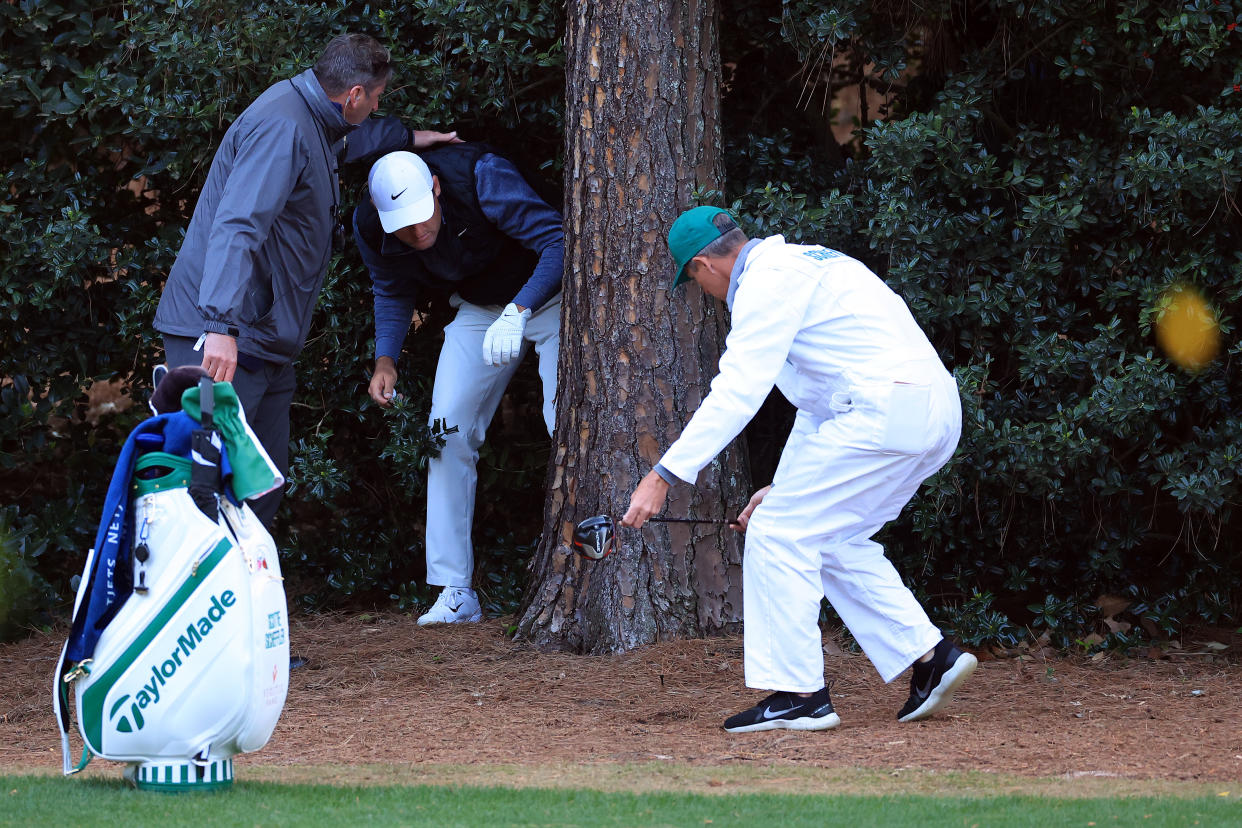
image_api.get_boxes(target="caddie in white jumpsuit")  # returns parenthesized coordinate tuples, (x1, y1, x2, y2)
(623, 206, 977, 732)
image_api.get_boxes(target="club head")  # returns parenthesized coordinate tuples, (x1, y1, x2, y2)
(573, 514, 615, 560)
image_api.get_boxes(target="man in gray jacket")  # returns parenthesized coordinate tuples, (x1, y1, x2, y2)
(155, 33, 457, 527)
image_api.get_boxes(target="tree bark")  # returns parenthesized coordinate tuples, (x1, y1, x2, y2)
(516, 0, 749, 653)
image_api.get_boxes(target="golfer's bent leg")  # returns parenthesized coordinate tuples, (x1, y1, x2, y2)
(425, 302, 524, 588)
(525, 293, 562, 436)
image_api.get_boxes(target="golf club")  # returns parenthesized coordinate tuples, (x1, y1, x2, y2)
(645, 516, 742, 526)
(572, 513, 742, 560)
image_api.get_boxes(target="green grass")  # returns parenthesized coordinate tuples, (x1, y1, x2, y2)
(3, 775, 1239, 827)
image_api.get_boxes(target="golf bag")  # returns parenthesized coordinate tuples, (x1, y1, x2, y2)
(54, 374, 289, 791)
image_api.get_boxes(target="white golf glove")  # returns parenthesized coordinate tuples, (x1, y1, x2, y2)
(482, 303, 531, 366)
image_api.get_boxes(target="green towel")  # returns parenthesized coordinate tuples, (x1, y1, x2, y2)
(180, 382, 284, 502)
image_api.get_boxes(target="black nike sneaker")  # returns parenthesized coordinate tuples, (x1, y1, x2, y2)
(897, 638, 978, 722)
(723, 685, 840, 733)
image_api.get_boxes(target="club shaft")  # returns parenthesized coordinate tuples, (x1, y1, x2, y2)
(647, 517, 737, 525)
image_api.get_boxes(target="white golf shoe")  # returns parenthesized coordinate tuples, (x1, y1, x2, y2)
(417, 586, 483, 626)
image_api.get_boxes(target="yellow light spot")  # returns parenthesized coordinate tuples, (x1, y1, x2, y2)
(1154, 284, 1221, 372)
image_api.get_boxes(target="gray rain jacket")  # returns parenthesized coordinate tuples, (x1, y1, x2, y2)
(154, 68, 414, 364)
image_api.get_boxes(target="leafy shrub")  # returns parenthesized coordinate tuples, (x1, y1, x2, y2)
(2, 0, 1237, 645)
(727, 0, 1241, 639)
(0, 509, 61, 642)
(1, 0, 561, 614)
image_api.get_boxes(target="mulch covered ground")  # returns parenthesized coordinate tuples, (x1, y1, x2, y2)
(3, 614, 1239, 782)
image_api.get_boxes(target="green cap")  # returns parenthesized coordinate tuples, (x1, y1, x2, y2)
(667, 206, 731, 289)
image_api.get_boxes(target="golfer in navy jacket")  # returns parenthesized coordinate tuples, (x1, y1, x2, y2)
(354, 144, 563, 625)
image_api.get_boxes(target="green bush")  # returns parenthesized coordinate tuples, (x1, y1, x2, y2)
(0, 0, 561, 613)
(728, 0, 1241, 639)
(2, 0, 1237, 645)
(0, 509, 60, 642)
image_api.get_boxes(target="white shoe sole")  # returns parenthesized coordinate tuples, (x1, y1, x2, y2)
(724, 712, 842, 733)
(417, 612, 483, 626)
(898, 652, 978, 722)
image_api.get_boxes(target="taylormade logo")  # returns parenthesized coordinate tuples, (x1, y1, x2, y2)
(109, 590, 236, 733)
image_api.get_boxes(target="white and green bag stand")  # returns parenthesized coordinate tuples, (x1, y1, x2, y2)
(55, 376, 289, 792)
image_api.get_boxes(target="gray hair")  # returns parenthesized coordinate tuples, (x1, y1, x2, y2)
(699, 211, 748, 258)
(313, 34, 392, 96)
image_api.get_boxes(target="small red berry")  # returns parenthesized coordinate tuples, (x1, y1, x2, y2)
(1228, 22, 1238, 31)
(1142, 51, 1150, 58)
(1235, 84, 1241, 92)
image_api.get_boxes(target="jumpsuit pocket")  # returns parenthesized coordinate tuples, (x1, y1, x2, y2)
(876, 382, 933, 454)
(827, 382, 934, 454)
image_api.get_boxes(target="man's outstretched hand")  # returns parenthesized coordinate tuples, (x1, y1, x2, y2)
(621, 470, 670, 529)
(412, 130, 462, 149)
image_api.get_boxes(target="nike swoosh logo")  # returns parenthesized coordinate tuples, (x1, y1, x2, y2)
(761, 705, 798, 720)
(390, 188, 408, 200)
(446, 602, 463, 613)
(914, 671, 936, 699)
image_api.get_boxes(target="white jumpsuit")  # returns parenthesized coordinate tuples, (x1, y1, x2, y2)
(659, 236, 961, 689)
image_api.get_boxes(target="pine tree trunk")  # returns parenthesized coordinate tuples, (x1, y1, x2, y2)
(516, 0, 748, 653)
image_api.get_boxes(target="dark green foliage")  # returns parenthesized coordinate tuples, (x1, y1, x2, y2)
(726, 0, 1241, 641)
(2, 0, 1237, 644)
(0, 0, 561, 617)
(0, 510, 59, 641)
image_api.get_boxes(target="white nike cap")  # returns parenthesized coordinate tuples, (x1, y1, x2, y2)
(368, 151, 435, 233)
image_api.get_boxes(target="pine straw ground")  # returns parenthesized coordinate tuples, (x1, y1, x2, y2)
(2, 614, 1240, 792)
